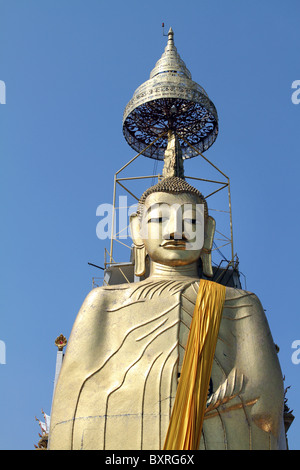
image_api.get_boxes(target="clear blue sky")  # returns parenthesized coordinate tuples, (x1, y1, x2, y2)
(0, 0, 299, 450)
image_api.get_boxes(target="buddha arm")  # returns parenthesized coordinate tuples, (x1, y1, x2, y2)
(49, 287, 108, 450)
(232, 291, 285, 439)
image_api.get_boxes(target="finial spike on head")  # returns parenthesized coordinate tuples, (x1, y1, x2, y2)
(167, 27, 174, 46)
(162, 131, 185, 179)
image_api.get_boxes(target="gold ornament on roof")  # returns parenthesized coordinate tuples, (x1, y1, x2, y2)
(55, 334, 67, 351)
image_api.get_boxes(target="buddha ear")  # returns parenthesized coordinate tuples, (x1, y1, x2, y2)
(129, 212, 147, 277)
(129, 212, 144, 247)
(200, 216, 215, 278)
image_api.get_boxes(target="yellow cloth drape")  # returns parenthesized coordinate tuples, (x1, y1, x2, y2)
(163, 279, 226, 450)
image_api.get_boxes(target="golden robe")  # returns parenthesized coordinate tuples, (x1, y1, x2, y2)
(49, 278, 286, 450)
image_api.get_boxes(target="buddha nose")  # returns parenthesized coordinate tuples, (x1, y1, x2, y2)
(164, 210, 183, 239)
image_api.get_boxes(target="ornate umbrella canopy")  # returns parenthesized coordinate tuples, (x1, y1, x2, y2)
(123, 28, 218, 160)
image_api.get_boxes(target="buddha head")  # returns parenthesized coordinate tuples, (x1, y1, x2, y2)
(130, 176, 216, 277)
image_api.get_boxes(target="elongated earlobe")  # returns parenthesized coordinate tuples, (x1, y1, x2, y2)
(201, 216, 215, 277)
(134, 245, 146, 277)
(130, 212, 147, 277)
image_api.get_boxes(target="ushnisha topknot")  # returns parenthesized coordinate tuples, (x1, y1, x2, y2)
(137, 176, 208, 219)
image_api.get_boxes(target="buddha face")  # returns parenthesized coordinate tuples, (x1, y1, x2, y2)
(139, 192, 205, 267)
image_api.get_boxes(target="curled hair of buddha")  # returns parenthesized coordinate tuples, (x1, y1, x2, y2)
(137, 176, 208, 218)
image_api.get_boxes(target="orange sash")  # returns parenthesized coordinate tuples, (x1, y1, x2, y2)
(163, 279, 226, 450)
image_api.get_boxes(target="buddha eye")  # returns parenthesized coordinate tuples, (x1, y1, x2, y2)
(183, 218, 197, 225)
(147, 217, 167, 223)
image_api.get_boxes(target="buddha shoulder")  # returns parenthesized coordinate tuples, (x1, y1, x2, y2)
(77, 280, 150, 315)
(223, 285, 266, 321)
(222, 285, 279, 361)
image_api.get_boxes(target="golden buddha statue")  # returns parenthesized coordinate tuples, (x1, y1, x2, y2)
(48, 29, 287, 451)
(49, 161, 286, 450)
